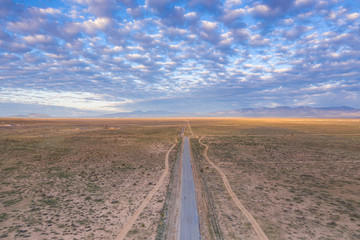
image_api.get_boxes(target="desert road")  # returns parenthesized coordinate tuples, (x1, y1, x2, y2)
(178, 137, 201, 240)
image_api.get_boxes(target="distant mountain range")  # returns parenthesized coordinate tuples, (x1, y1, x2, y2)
(209, 106, 360, 118)
(10, 113, 51, 118)
(99, 106, 360, 118)
(6, 106, 360, 118)
(98, 110, 189, 118)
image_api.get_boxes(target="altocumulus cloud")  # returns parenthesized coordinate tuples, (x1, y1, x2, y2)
(0, 0, 360, 116)
(0, 88, 133, 112)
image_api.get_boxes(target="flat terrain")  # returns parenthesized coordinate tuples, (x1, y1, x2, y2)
(189, 118, 360, 239)
(1, 118, 359, 240)
(0, 118, 182, 239)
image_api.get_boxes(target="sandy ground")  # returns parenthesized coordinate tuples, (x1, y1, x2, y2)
(0, 118, 182, 239)
(155, 137, 183, 240)
(189, 118, 360, 239)
(198, 136, 268, 240)
(116, 137, 177, 240)
(2, 118, 359, 239)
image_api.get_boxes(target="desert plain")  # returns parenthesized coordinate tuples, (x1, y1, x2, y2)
(0, 118, 359, 240)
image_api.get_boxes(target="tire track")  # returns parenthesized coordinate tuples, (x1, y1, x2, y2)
(115, 137, 177, 240)
(198, 136, 269, 240)
(187, 121, 193, 137)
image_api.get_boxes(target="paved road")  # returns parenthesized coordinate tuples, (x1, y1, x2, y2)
(179, 137, 201, 240)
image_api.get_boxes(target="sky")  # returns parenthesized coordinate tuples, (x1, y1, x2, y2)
(0, 0, 359, 117)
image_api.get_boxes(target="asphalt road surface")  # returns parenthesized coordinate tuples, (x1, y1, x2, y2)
(179, 137, 201, 240)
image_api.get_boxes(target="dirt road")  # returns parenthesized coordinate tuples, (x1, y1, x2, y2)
(115, 138, 177, 240)
(178, 137, 201, 240)
(198, 136, 269, 240)
(187, 121, 193, 137)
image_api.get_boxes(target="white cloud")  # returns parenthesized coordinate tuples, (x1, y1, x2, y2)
(103, 45, 123, 54)
(184, 12, 198, 20)
(201, 21, 218, 31)
(23, 34, 53, 44)
(37, 7, 61, 15)
(127, 46, 145, 51)
(281, 18, 294, 25)
(250, 34, 270, 46)
(274, 68, 291, 73)
(126, 53, 148, 62)
(1, 0, 360, 113)
(82, 17, 111, 33)
(248, 4, 272, 17)
(64, 17, 111, 36)
(7, 18, 46, 33)
(347, 13, 360, 21)
(0, 88, 133, 112)
(222, 8, 246, 23)
(225, 0, 242, 8)
(219, 32, 234, 46)
(295, 0, 315, 8)
(231, 28, 250, 41)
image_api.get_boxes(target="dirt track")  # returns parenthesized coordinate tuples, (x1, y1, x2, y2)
(198, 136, 269, 240)
(187, 121, 194, 137)
(115, 138, 177, 240)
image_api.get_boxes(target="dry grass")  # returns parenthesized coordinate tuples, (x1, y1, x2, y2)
(0, 118, 183, 239)
(189, 118, 360, 239)
(2, 118, 359, 239)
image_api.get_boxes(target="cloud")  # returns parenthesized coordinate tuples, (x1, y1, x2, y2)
(126, 7, 144, 18)
(62, 17, 112, 37)
(225, 0, 242, 9)
(126, 53, 149, 62)
(1, 0, 360, 115)
(201, 20, 218, 31)
(184, 12, 198, 21)
(199, 21, 221, 44)
(145, 0, 172, 13)
(283, 25, 312, 40)
(7, 18, 47, 34)
(82, 17, 111, 33)
(249, 0, 295, 18)
(294, 0, 315, 8)
(231, 28, 250, 42)
(188, 0, 223, 12)
(347, 12, 360, 21)
(161, 27, 187, 39)
(23, 34, 54, 45)
(161, 6, 187, 26)
(0, 53, 20, 64)
(0, 88, 133, 112)
(30, 7, 61, 15)
(221, 8, 246, 25)
(266, 0, 295, 12)
(248, 4, 274, 18)
(73, 0, 117, 17)
(250, 34, 270, 46)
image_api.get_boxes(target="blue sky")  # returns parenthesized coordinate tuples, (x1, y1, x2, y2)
(0, 0, 359, 117)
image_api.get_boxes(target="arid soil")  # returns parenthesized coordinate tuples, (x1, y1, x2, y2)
(116, 136, 177, 240)
(190, 118, 360, 239)
(0, 118, 182, 240)
(198, 137, 268, 240)
(1, 118, 359, 240)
